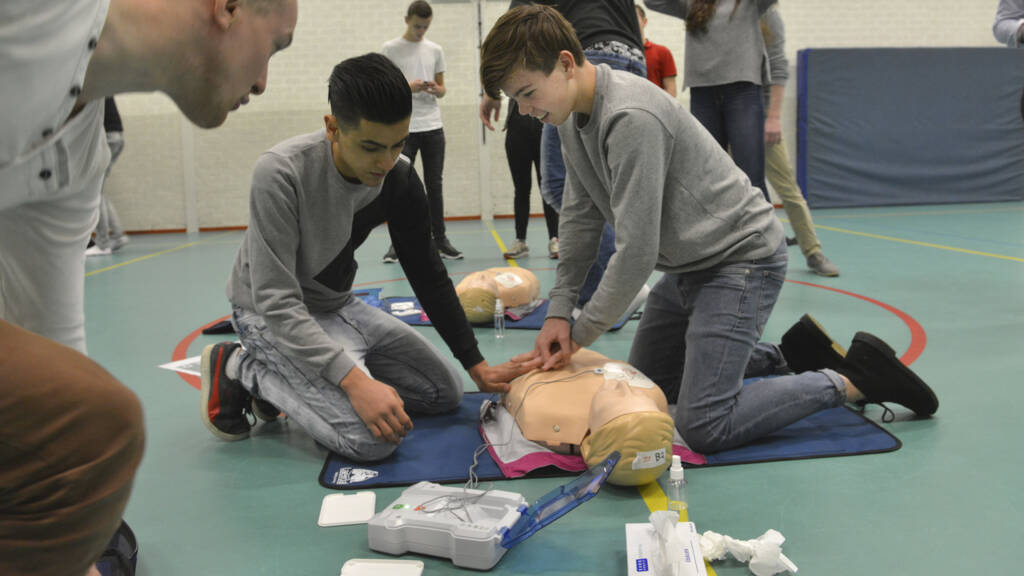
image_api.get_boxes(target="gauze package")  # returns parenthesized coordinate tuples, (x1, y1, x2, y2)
(699, 529, 798, 576)
(626, 512, 706, 576)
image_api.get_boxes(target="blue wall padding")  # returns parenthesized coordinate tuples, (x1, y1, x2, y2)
(797, 48, 1024, 208)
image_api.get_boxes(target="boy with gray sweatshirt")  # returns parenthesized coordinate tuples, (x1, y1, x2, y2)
(481, 6, 938, 453)
(200, 54, 536, 461)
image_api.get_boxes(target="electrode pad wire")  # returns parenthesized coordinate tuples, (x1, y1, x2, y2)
(410, 370, 601, 525)
(464, 369, 600, 491)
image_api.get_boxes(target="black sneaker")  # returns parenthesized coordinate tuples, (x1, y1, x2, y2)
(250, 396, 280, 422)
(838, 332, 938, 417)
(200, 342, 253, 440)
(779, 314, 848, 373)
(436, 236, 464, 260)
(785, 236, 798, 246)
(382, 245, 398, 264)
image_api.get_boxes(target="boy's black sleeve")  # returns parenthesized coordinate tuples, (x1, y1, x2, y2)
(383, 160, 484, 370)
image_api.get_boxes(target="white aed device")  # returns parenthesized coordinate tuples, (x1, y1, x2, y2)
(367, 452, 620, 570)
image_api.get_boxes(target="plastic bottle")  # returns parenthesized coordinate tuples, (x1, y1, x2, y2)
(666, 454, 687, 519)
(493, 298, 505, 339)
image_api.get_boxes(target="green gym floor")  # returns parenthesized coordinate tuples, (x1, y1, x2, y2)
(84, 202, 1023, 576)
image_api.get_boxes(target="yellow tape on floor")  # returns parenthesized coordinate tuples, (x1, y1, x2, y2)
(487, 223, 520, 267)
(637, 481, 717, 575)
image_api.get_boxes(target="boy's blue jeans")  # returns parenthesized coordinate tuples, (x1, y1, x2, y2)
(628, 243, 847, 453)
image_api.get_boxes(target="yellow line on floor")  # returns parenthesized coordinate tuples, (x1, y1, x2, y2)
(85, 232, 236, 277)
(85, 241, 200, 277)
(809, 223, 1024, 263)
(487, 223, 519, 268)
(637, 480, 717, 574)
(809, 205, 1024, 220)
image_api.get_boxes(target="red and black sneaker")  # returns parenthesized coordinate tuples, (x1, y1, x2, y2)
(200, 342, 252, 441)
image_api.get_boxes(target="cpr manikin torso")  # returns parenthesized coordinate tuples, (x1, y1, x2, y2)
(502, 349, 675, 485)
(456, 267, 541, 323)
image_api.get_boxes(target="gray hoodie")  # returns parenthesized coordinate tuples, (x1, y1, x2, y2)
(550, 64, 783, 346)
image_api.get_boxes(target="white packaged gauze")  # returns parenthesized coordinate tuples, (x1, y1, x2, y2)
(625, 511, 705, 576)
(699, 529, 798, 576)
(651, 511, 689, 576)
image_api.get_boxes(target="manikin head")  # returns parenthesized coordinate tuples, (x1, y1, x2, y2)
(324, 54, 412, 187)
(580, 365, 675, 486)
(505, 350, 674, 486)
(455, 268, 541, 323)
(479, 5, 586, 127)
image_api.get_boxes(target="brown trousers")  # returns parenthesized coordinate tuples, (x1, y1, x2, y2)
(0, 320, 145, 576)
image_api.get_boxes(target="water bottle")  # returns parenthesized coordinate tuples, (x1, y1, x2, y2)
(493, 298, 505, 339)
(667, 454, 687, 520)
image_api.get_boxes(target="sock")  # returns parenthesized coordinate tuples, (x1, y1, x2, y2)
(225, 346, 242, 380)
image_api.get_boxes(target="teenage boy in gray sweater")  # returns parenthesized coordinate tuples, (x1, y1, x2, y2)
(481, 6, 938, 453)
(201, 54, 537, 461)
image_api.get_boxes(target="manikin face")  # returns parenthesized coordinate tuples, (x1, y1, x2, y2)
(405, 15, 432, 41)
(182, 0, 298, 128)
(588, 376, 661, 432)
(501, 51, 578, 126)
(325, 116, 411, 187)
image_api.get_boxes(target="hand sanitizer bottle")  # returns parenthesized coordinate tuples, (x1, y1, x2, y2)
(493, 298, 505, 339)
(667, 454, 687, 519)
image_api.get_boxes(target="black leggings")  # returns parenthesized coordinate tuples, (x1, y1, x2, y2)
(505, 102, 558, 241)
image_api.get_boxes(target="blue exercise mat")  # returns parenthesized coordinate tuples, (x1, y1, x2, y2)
(319, 391, 900, 490)
(319, 393, 563, 489)
(382, 296, 636, 331)
(702, 405, 900, 466)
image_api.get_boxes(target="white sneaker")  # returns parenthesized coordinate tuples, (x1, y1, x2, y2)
(547, 237, 559, 259)
(85, 245, 113, 257)
(110, 234, 130, 252)
(503, 239, 529, 259)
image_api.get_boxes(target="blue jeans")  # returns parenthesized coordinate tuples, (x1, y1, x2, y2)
(232, 298, 463, 461)
(689, 81, 768, 201)
(627, 243, 846, 453)
(540, 48, 647, 306)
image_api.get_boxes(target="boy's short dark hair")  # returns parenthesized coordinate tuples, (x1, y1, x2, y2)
(328, 53, 412, 130)
(480, 4, 585, 99)
(407, 0, 432, 19)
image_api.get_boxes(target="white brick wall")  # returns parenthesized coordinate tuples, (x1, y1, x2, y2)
(106, 0, 1006, 230)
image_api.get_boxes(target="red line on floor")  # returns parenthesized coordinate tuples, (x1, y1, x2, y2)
(785, 279, 927, 365)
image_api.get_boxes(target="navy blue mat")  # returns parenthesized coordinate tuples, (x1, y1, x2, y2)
(319, 391, 901, 490)
(383, 296, 634, 331)
(320, 393, 532, 489)
(702, 405, 900, 466)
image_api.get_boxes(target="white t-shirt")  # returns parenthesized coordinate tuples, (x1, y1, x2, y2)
(0, 0, 110, 211)
(381, 37, 446, 133)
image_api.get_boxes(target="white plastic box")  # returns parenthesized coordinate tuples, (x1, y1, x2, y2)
(368, 482, 527, 570)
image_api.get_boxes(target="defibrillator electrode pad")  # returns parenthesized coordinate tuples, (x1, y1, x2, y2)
(601, 362, 656, 389)
(367, 452, 621, 570)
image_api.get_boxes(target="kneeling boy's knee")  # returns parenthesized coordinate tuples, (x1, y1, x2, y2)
(679, 420, 729, 455)
(437, 379, 463, 411)
(340, 436, 399, 463)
